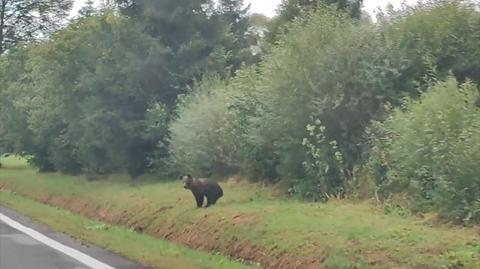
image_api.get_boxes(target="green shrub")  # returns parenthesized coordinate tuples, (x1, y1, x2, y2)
(382, 0, 480, 89)
(219, 68, 279, 180)
(367, 78, 480, 224)
(169, 77, 234, 176)
(296, 120, 345, 201)
(249, 6, 409, 192)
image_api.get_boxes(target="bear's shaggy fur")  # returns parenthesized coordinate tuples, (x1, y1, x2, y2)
(180, 175, 223, 208)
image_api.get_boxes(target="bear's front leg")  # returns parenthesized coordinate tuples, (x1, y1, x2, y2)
(194, 193, 204, 208)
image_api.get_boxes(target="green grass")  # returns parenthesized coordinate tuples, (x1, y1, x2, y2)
(1, 155, 479, 269)
(0, 190, 259, 269)
(0, 154, 29, 169)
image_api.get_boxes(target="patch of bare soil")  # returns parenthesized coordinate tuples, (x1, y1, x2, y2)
(223, 240, 324, 269)
(363, 250, 402, 268)
(232, 213, 258, 226)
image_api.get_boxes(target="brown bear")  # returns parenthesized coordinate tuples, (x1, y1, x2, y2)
(180, 175, 223, 208)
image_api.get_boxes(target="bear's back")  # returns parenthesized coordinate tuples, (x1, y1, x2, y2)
(196, 178, 223, 197)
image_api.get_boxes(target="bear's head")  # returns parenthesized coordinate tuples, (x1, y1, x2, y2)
(179, 174, 193, 189)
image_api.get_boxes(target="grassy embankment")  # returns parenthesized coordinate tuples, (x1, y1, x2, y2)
(0, 191, 259, 269)
(0, 155, 479, 269)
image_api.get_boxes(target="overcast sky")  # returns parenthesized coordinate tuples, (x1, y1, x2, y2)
(72, 0, 420, 18)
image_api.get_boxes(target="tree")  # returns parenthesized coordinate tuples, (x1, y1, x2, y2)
(0, 13, 172, 177)
(266, 0, 363, 43)
(79, 0, 97, 17)
(115, 0, 229, 103)
(383, 0, 480, 93)
(218, 0, 250, 30)
(0, 46, 44, 169)
(0, 0, 73, 54)
(249, 13, 270, 29)
(217, 0, 260, 72)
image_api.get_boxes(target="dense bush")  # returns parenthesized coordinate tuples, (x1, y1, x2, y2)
(169, 2, 480, 203)
(170, 78, 232, 176)
(170, 68, 266, 178)
(172, 6, 409, 195)
(366, 78, 480, 224)
(251, 7, 406, 194)
(382, 0, 480, 90)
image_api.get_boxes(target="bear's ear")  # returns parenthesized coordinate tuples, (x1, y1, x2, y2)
(187, 174, 192, 179)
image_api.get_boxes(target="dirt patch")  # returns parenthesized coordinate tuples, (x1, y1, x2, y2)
(48, 196, 69, 207)
(223, 240, 324, 269)
(232, 213, 258, 226)
(364, 250, 402, 268)
(423, 246, 445, 256)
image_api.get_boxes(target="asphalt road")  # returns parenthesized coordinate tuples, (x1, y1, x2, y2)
(0, 220, 91, 269)
(0, 206, 149, 269)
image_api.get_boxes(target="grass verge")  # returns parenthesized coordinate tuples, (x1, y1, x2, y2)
(0, 190, 259, 269)
(0, 188, 258, 269)
(1, 156, 479, 269)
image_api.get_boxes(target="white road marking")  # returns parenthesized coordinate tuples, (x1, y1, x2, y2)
(0, 213, 116, 269)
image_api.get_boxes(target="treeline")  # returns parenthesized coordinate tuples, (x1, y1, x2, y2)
(0, 0, 265, 176)
(1, 0, 480, 223)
